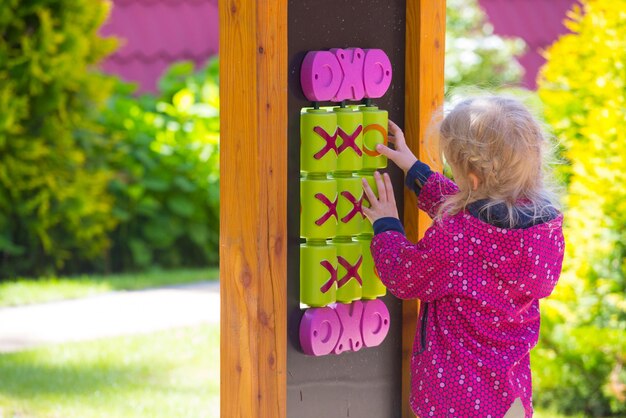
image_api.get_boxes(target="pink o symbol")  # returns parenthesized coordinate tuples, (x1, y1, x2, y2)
(300, 51, 342, 102)
(299, 306, 341, 356)
(363, 49, 392, 99)
(361, 299, 391, 347)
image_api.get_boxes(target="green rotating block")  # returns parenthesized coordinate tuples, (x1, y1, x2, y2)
(300, 241, 337, 307)
(359, 173, 378, 235)
(301, 108, 337, 174)
(333, 237, 362, 303)
(334, 107, 363, 172)
(334, 174, 363, 236)
(362, 106, 388, 170)
(357, 234, 386, 299)
(301, 176, 337, 239)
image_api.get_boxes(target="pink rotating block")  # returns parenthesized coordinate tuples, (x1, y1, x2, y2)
(361, 299, 391, 348)
(330, 48, 365, 102)
(300, 51, 343, 102)
(333, 301, 364, 354)
(363, 49, 393, 99)
(299, 306, 341, 356)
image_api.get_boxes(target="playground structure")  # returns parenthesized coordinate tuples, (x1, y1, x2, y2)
(220, 0, 445, 416)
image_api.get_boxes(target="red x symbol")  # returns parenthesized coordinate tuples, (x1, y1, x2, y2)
(336, 125, 363, 156)
(340, 191, 363, 223)
(313, 126, 337, 159)
(319, 260, 338, 293)
(337, 256, 363, 288)
(314, 193, 338, 226)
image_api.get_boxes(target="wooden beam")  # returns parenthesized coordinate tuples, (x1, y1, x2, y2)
(219, 0, 287, 416)
(403, 1, 446, 417)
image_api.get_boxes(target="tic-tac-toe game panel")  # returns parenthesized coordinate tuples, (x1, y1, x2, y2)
(287, 1, 407, 416)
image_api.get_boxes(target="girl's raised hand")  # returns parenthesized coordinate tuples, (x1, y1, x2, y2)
(362, 171, 399, 223)
(376, 120, 418, 173)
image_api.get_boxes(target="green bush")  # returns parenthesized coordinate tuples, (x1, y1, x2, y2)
(100, 59, 220, 271)
(0, 1, 220, 276)
(0, 0, 118, 277)
(536, 0, 626, 415)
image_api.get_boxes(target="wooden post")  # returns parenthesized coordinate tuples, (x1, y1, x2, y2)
(403, 1, 447, 417)
(219, 0, 287, 417)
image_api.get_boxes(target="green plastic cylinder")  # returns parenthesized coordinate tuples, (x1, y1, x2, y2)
(357, 234, 387, 299)
(362, 106, 388, 170)
(301, 109, 337, 174)
(333, 237, 362, 303)
(334, 174, 363, 236)
(300, 241, 337, 307)
(301, 176, 337, 239)
(359, 174, 378, 235)
(334, 107, 363, 172)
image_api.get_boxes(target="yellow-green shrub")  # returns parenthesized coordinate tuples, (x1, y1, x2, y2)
(0, 1, 119, 277)
(536, 1, 626, 415)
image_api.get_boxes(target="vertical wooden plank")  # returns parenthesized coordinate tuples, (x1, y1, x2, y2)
(257, 0, 288, 417)
(403, 1, 446, 417)
(220, 0, 287, 416)
(220, 1, 258, 415)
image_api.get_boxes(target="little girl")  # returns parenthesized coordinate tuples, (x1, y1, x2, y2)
(362, 96, 565, 418)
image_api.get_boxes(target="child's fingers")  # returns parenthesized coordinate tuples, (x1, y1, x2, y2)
(373, 171, 387, 203)
(361, 205, 373, 221)
(375, 143, 398, 159)
(387, 120, 406, 145)
(361, 177, 378, 207)
(383, 173, 396, 204)
(388, 119, 401, 133)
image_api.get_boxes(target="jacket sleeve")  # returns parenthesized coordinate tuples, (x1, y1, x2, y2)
(370, 227, 453, 302)
(417, 172, 460, 219)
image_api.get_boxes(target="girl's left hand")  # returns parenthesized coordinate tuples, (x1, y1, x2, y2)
(362, 171, 399, 223)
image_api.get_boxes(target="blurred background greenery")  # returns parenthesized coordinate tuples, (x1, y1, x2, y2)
(0, 0, 624, 417)
(0, 0, 220, 278)
(446, 1, 626, 416)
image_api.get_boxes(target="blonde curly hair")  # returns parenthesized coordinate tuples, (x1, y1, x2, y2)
(436, 95, 559, 228)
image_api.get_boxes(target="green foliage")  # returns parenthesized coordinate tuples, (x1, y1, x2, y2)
(445, 0, 526, 91)
(0, 0, 219, 276)
(101, 59, 220, 271)
(0, 0, 118, 276)
(536, 1, 626, 415)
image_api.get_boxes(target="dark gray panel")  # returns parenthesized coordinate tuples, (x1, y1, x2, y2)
(287, 1, 407, 417)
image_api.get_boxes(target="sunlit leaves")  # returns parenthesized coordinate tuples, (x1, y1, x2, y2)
(535, 1, 626, 414)
(101, 58, 220, 271)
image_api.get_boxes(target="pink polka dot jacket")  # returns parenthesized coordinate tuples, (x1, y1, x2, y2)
(371, 172, 565, 418)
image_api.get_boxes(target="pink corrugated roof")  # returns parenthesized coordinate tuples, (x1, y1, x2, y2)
(100, 0, 219, 92)
(478, 0, 578, 89)
(100, 0, 575, 92)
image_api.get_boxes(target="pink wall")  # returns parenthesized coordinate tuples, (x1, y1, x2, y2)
(99, 0, 576, 92)
(100, 0, 219, 92)
(478, 0, 577, 89)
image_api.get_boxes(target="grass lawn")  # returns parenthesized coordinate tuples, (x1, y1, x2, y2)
(0, 267, 582, 417)
(0, 321, 582, 418)
(0, 324, 219, 418)
(0, 267, 219, 307)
